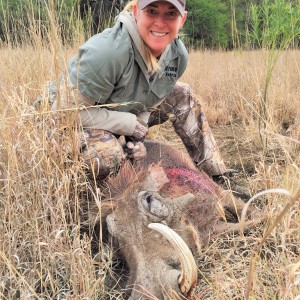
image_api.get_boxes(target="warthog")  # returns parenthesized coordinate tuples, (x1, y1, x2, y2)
(93, 140, 252, 299)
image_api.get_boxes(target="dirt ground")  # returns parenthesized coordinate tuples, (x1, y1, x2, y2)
(149, 120, 299, 198)
(212, 125, 257, 173)
(149, 122, 256, 185)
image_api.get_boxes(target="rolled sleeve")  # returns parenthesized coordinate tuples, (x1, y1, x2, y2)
(79, 107, 137, 136)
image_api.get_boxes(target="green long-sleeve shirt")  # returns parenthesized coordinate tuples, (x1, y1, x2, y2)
(65, 14, 188, 135)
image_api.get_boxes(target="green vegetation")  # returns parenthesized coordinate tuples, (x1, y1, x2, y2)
(1, 0, 299, 49)
(0, 0, 84, 45)
(184, 0, 230, 48)
(249, 0, 300, 147)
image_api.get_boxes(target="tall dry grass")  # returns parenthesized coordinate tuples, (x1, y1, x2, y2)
(0, 26, 299, 300)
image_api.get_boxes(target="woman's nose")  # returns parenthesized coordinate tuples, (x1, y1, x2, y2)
(153, 14, 167, 26)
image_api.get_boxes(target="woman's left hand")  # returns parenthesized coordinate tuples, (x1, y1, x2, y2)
(125, 141, 147, 159)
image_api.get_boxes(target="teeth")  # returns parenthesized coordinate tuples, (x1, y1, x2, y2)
(152, 32, 167, 37)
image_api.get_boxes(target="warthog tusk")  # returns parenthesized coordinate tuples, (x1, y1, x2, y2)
(148, 223, 197, 297)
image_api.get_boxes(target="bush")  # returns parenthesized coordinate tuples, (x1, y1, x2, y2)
(184, 0, 231, 49)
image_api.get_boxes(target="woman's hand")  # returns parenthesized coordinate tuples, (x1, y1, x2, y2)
(132, 120, 148, 142)
(126, 141, 147, 159)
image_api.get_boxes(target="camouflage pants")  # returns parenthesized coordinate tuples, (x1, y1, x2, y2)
(80, 82, 227, 179)
(149, 82, 227, 176)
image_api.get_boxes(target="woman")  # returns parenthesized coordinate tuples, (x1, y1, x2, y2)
(52, 0, 246, 197)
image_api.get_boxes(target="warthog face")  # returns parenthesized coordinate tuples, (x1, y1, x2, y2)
(103, 141, 248, 299)
(107, 188, 198, 299)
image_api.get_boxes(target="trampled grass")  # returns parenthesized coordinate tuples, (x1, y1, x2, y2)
(0, 37, 299, 300)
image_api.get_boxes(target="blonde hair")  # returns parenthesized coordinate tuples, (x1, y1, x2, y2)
(123, 0, 160, 73)
(123, 0, 137, 11)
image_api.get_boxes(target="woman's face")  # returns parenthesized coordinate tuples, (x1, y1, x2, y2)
(133, 1, 187, 57)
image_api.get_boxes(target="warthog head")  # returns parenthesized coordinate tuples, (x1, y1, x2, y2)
(100, 141, 249, 299)
(107, 187, 198, 299)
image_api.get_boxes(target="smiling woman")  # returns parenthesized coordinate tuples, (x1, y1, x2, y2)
(49, 0, 248, 198)
(133, 1, 187, 57)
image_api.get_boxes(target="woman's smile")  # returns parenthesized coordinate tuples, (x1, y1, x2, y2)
(151, 31, 168, 37)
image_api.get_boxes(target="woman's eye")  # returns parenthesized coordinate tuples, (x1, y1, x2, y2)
(145, 9, 158, 16)
(144, 8, 179, 20)
(167, 11, 177, 17)
(165, 11, 180, 20)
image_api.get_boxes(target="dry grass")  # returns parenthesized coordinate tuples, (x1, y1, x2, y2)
(0, 42, 299, 300)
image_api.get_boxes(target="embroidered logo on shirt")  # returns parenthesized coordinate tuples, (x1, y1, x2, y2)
(164, 66, 177, 78)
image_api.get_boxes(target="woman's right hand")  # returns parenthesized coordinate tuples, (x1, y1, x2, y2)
(132, 120, 148, 142)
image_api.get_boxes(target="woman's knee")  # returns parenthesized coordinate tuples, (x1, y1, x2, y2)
(173, 81, 193, 96)
(164, 82, 196, 112)
(148, 82, 197, 126)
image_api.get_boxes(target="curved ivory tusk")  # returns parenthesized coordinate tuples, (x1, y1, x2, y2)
(148, 223, 197, 297)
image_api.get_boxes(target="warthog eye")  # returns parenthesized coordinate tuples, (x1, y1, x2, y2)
(138, 191, 169, 219)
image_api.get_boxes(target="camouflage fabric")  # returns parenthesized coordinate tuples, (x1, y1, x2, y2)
(148, 82, 227, 176)
(80, 129, 126, 179)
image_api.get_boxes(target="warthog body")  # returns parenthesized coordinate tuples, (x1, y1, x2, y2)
(96, 140, 250, 299)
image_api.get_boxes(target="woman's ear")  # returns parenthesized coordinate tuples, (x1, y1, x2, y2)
(179, 11, 188, 29)
(133, 3, 138, 18)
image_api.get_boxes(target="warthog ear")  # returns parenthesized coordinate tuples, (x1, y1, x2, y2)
(172, 193, 196, 213)
(143, 163, 169, 192)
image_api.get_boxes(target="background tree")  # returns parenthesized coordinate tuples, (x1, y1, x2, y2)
(0, 0, 81, 45)
(79, 0, 124, 34)
(1, 0, 299, 49)
(184, 0, 231, 49)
